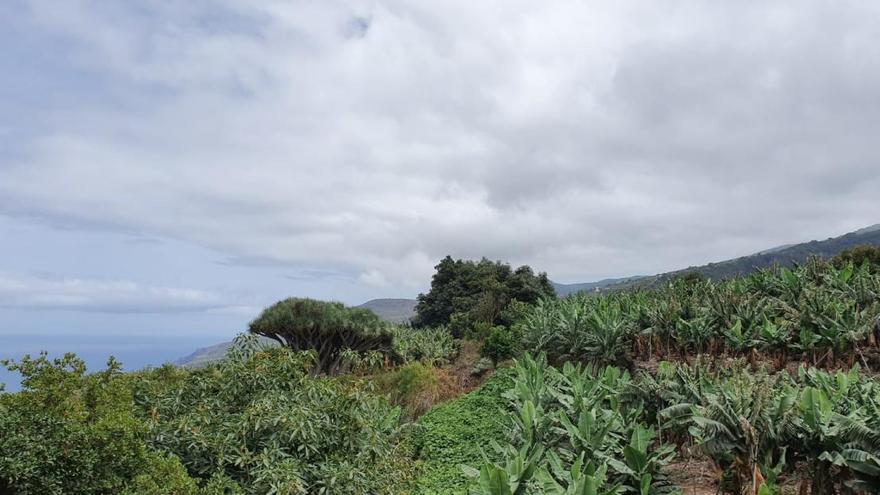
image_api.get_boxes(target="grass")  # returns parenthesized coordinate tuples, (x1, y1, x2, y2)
(411, 369, 513, 494)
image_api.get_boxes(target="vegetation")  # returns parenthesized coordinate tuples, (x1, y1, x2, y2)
(248, 298, 394, 375)
(414, 256, 555, 336)
(0, 354, 204, 494)
(833, 245, 880, 272)
(412, 371, 514, 494)
(4, 251, 880, 494)
(0, 337, 418, 495)
(391, 325, 460, 367)
(466, 354, 676, 495)
(518, 258, 880, 368)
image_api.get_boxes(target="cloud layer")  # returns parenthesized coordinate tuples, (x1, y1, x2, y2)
(2, 0, 879, 287)
(0, 272, 229, 313)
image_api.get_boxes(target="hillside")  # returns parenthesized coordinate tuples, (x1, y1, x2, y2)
(358, 298, 417, 323)
(595, 223, 880, 292)
(175, 298, 417, 367)
(552, 276, 646, 297)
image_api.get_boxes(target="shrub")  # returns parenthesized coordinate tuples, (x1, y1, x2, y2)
(376, 362, 460, 419)
(0, 353, 202, 495)
(832, 245, 880, 270)
(248, 298, 394, 375)
(391, 325, 459, 366)
(480, 326, 519, 365)
(138, 335, 417, 494)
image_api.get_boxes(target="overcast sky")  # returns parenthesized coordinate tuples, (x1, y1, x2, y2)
(2, 1, 880, 373)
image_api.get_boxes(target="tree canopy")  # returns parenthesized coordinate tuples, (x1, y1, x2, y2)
(413, 256, 555, 334)
(248, 298, 394, 375)
(833, 244, 880, 271)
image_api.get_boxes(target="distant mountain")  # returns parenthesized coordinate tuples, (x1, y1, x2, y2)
(594, 223, 880, 292)
(358, 298, 417, 323)
(175, 298, 417, 367)
(552, 276, 646, 297)
(174, 338, 275, 368)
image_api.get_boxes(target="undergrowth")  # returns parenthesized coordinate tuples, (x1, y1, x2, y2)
(412, 370, 513, 494)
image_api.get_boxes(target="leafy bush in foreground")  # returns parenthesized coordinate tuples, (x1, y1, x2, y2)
(0, 354, 203, 495)
(140, 335, 417, 494)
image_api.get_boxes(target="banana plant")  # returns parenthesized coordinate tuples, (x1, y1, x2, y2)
(464, 443, 546, 495)
(537, 451, 620, 495)
(605, 425, 675, 495)
(795, 386, 857, 495)
(662, 373, 797, 495)
(722, 319, 760, 353)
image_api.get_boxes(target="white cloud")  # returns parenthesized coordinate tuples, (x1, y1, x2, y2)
(0, 273, 229, 313)
(1, 0, 879, 287)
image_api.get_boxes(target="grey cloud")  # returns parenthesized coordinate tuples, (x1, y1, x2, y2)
(1, 0, 879, 287)
(0, 273, 230, 313)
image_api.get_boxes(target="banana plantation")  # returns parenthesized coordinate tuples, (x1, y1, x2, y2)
(520, 259, 880, 369)
(468, 354, 880, 495)
(465, 258, 880, 495)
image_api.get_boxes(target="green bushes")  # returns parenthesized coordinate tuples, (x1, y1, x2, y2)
(139, 335, 417, 494)
(0, 353, 204, 494)
(376, 361, 460, 419)
(0, 336, 419, 495)
(481, 326, 520, 365)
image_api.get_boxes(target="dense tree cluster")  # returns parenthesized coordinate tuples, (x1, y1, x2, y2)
(413, 256, 555, 337)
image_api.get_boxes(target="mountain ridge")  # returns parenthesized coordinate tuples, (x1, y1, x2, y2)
(590, 224, 880, 293)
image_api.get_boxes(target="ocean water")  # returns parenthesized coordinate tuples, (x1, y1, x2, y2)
(0, 333, 224, 392)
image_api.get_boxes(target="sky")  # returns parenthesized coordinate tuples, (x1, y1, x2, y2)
(2, 1, 880, 388)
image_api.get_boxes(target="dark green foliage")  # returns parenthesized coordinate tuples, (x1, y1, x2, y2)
(413, 371, 514, 494)
(481, 326, 520, 365)
(248, 297, 394, 375)
(414, 256, 555, 335)
(833, 244, 880, 271)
